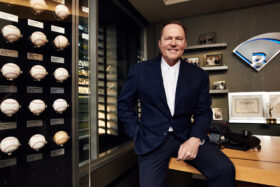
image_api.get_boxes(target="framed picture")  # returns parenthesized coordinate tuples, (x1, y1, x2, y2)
(203, 53, 223, 66)
(182, 56, 199, 66)
(263, 92, 280, 119)
(212, 108, 223, 120)
(199, 32, 216, 44)
(213, 80, 226, 90)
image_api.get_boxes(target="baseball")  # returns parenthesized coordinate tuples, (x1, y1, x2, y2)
(0, 136, 20, 155)
(1, 25, 22, 43)
(30, 0, 47, 14)
(53, 98, 68, 113)
(55, 4, 70, 20)
(53, 131, 69, 146)
(0, 98, 20, 116)
(1, 63, 21, 80)
(30, 65, 47, 81)
(53, 35, 69, 50)
(54, 67, 69, 82)
(29, 134, 47, 151)
(28, 99, 46, 115)
(30, 31, 48, 47)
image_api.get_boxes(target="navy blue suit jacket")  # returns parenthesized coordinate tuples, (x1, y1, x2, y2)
(118, 56, 212, 155)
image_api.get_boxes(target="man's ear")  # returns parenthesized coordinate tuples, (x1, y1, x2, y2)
(158, 40, 161, 50)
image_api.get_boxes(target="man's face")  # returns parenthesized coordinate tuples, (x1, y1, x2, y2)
(158, 24, 187, 66)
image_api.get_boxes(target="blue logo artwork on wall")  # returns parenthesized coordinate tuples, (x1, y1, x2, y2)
(233, 32, 280, 71)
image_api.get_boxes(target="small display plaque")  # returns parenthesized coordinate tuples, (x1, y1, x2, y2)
(27, 53, 43, 61)
(0, 86, 17, 93)
(51, 56, 64, 63)
(50, 118, 64, 125)
(27, 86, 43, 93)
(51, 25, 65, 34)
(0, 158, 17, 168)
(0, 11, 18, 22)
(50, 87, 64, 94)
(26, 120, 43, 128)
(51, 148, 65, 157)
(28, 19, 44, 29)
(26, 153, 43, 162)
(0, 122, 17, 130)
(0, 48, 18, 58)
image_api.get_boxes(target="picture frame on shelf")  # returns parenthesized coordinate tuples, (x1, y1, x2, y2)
(199, 32, 216, 44)
(212, 108, 223, 120)
(213, 80, 226, 90)
(183, 56, 199, 66)
(203, 53, 223, 67)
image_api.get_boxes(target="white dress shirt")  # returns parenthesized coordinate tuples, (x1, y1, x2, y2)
(161, 57, 180, 131)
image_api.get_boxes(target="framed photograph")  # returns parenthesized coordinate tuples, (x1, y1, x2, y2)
(263, 92, 280, 119)
(182, 56, 199, 66)
(228, 92, 265, 123)
(199, 32, 216, 44)
(212, 108, 223, 120)
(213, 80, 226, 90)
(203, 53, 223, 66)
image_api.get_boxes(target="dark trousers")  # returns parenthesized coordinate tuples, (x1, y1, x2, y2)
(138, 133, 235, 187)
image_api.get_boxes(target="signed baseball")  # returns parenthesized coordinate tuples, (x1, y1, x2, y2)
(54, 67, 69, 82)
(53, 131, 69, 146)
(53, 35, 68, 50)
(30, 65, 47, 81)
(29, 134, 47, 151)
(0, 98, 20, 116)
(30, 31, 48, 47)
(0, 136, 20, 155)
(53, 98, 68, 113)
(1, 63, 21, 80)
(28, 99, 46, 115)
(1, 25, 21, 43)
(55, 4, 69, 20)
(30, 0, 47, 13)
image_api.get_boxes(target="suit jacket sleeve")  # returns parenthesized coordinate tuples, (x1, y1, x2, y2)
(117, 65, 139, 138)
(190, 71, 212, 139)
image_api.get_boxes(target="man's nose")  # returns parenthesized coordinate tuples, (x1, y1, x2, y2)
(170, 38, 176, 45)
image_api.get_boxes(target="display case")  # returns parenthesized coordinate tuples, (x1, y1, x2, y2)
(0, 0, 91, 186)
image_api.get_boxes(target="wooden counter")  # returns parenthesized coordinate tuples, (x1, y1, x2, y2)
(169, 135, 280, 186)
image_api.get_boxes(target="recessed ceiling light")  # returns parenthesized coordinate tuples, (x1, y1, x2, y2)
(163, 0, 191, 6)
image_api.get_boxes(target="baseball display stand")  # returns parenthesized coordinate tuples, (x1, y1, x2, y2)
(0, 0, 74, 186)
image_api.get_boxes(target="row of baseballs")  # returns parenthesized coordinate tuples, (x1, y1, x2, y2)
(30, 0, 69, 19)
(0, 98, 69, 116)
(0, 131, 70, 155)
(1, 25, 69, 50)
(1, 63, 69, 82)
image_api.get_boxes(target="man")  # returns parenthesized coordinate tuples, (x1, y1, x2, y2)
(118, 20, 235, 187)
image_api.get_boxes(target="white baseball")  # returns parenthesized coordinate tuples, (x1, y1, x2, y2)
(28, 99, 46, 115)
(55, 4, 70, 20)
(53, 35, 69, 50)
(0, 136, 20, 155)
(1, 63, 21, 80)
(1, 25, 21, 43)
(29, 134, 47, 151)
(30, 65, 47, 81)
(0, 98, 20, 116)
(53, 131, 69, 146)
(30, 0, 47, 13)
(30, 31, 48, 47)
(54, 67, 69, 82)
(53, 98, 68, 113)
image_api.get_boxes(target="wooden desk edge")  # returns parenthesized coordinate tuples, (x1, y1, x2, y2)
(169, 157, 280, 186)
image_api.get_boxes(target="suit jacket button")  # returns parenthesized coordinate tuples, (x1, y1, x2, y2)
(164, 132, 167, 135)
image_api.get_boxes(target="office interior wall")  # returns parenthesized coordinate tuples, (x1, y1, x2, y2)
(147, 2, 280, 135)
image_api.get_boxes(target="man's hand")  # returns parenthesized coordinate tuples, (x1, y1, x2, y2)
(177, 137, 201, 161)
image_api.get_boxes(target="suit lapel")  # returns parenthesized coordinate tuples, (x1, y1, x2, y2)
(147, 57, 169, 110)
(175, 59, 192, 111)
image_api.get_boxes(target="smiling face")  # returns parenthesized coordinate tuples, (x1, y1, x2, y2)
(158, 23, 187, 66)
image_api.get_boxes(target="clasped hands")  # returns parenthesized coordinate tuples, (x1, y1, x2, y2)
(176, 137, 201, 161)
